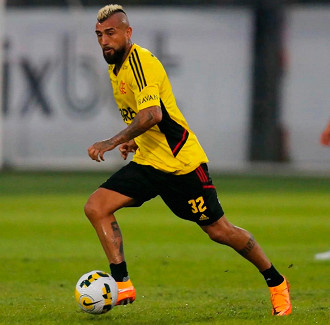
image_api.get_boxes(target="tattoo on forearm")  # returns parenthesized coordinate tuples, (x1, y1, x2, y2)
(113, 107, 160, 145)
(146, 111, 154, 122)
(105, 139, 114, 147)
(237, 235, 256, 257)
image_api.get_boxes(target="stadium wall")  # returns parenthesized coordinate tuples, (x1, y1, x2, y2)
(1, 7, 330, 173)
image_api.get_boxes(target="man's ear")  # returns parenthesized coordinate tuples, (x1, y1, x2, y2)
(126, 26, 133, 39)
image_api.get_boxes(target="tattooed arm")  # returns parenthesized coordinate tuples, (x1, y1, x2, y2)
(88, 105, 162, 162)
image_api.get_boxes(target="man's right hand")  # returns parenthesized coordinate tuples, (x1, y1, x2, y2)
(119, 139, 138, 160)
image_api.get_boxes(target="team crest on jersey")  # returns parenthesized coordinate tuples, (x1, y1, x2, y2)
(120, 80, 126, 94)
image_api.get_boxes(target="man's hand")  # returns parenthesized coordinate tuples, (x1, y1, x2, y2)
(88, 139, 116, 162)
(119, 139, 138, 160)
(88, 106, 162, 163)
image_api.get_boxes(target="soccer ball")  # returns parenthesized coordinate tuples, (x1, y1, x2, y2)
(74, 270, 118, 314)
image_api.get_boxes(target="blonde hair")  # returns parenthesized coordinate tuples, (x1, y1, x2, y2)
(97, 4, 127, 23)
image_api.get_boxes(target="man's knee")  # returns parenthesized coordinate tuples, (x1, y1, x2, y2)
(84, 188, 136, 225)
(202, 217, 238, 245)
(84, 188, 130, 223)
(84, 197, 100, 223)
(207, 227, 231, 244)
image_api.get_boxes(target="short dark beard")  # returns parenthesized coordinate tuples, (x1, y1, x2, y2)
(103, 46, 127, 65)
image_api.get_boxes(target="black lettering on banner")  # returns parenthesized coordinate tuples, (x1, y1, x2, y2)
(61, 34, 99, 117)
(20, 58, 53, 116)
(2, 39, 10, 116)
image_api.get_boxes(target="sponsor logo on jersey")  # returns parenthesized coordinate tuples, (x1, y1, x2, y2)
(120, 107, 136, 122)
(199, 214, 209, 221)
(138, 94, 159, 106)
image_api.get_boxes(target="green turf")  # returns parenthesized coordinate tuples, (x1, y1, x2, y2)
(0, 171, 329, 324)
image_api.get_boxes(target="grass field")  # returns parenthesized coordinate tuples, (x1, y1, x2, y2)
(0, 171, 329, 325)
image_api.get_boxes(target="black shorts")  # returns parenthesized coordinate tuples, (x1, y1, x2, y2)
(100, 161, 224, 226)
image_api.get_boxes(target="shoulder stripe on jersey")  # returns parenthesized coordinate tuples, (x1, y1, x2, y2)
(129, 49, 147, 92)
(133, 49, 147, 87)
(129, 56, 142, 91)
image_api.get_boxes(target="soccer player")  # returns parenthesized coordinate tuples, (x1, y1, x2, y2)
(85, 4, 292, 315)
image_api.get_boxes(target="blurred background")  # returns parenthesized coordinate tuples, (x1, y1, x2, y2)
(0, 0, 329, 174)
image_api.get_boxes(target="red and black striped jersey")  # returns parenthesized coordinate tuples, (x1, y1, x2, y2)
(108, 44, 208, 175)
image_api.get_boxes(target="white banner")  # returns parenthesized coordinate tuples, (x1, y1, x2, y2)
(2, 8, 252, 170)
(2, 7, 329, 171)
(0, 0, 5, 168)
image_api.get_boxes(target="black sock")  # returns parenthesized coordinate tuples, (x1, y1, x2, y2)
(261, 264, 284, 287)
(110, 261, 129, 282)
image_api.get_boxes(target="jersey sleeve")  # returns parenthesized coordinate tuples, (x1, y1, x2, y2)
(128, 49, 164, 111)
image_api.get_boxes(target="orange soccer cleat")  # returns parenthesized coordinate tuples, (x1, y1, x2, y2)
(116, 279, 136, 305)
(269, 277, 292, 316)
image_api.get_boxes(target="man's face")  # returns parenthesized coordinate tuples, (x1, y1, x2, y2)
(95, 13, 132, 65)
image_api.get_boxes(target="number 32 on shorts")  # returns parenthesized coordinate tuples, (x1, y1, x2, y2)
(188, 196, 207, 214)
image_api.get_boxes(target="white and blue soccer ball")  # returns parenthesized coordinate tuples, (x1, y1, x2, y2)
(74, 270, 118, 314)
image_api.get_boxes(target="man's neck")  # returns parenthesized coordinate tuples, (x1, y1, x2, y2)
(115, 42, 133, 75)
